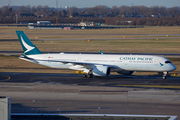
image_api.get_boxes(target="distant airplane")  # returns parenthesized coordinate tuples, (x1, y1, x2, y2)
(16, 31, 176, 79)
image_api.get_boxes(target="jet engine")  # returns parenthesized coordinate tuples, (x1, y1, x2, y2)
(117, 71, 134, 75)
(93, 65, 111, 77)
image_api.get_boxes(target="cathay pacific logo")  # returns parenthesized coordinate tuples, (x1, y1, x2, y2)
(21, 35, 35, 53)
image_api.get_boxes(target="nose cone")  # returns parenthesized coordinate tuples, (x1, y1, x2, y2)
(170, 64, 177, 71)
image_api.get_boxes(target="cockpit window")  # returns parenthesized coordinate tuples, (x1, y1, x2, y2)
(165, 61, 171, 63)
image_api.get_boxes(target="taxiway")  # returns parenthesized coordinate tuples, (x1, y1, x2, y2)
(0, 72, 180, 117)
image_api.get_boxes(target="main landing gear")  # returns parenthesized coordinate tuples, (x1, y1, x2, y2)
(82, 74, 93, 78)
(163, 72, 167, 80)
(82, 69, 93, 78)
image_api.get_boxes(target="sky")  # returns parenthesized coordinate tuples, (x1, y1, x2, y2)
(0, 0, 180, 8)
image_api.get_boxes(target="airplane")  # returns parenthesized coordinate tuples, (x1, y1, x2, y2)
(16, 30, 176, 79)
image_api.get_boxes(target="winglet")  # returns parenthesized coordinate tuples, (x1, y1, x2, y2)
(16, 31, 41, 55)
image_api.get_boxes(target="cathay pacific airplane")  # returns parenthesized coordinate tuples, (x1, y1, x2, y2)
(16, 31, 176, 79)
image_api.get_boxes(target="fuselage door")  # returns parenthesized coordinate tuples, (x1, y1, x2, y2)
(124, 59, 128, 65)
(154, 59, 158, 66)
(77, 57, 81, 62)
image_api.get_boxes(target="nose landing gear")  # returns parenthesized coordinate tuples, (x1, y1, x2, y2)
(163, 72, 167, 79)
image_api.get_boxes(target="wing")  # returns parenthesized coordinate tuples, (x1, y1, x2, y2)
(41, 59, 119, 69)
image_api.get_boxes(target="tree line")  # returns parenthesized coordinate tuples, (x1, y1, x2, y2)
(0, 5, 180, 26)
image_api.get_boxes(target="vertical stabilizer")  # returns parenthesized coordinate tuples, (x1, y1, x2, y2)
(16, 31, 41, 55)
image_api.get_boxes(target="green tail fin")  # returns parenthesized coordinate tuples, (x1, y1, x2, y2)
(16, 31, 41, 55)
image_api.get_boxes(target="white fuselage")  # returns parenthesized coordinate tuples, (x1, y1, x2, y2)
(20, 53, 177, 73)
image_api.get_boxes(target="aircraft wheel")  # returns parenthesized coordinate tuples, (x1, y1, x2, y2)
(90, 74, 93, 78)
(87, 74, 93, 78)
(82, 74, 87, 78)
(163, 76, 166, 80)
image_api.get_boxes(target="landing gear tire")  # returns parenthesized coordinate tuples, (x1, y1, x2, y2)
(82, 74, 87, 78)
(87, 74, 93, 78)
(82, 74, 93, 78)
(163, 76, 166, 80)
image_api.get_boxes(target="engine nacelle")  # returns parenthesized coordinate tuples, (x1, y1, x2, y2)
(117, 71, 134, 75)
(93, 65, 111, 77)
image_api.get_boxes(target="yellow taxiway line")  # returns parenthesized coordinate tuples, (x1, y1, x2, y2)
(0, 75, 11, 81)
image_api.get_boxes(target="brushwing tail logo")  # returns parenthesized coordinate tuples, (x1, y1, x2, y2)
(21, 35, 35, 53)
